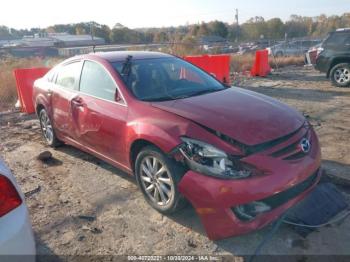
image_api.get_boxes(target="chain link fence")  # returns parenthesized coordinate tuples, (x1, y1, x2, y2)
(0, 63, 18, 112)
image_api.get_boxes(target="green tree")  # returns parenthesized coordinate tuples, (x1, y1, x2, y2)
(241, 16, 267, 40)
(208, 21, 228, 38)
(153, 31, 169, 43)
(266, 18, 284, 39)
(198, 22, 210, 36)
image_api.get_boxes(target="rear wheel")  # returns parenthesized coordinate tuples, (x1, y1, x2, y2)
(135, 145, 187, 214)
(330, 63, 350, 87)
(39, 108, 61, 147)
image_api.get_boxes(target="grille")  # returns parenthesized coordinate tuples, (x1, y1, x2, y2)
(269, 127, 311, 160)
(232, 170, 319, 220)
(259, 170, 319, 209)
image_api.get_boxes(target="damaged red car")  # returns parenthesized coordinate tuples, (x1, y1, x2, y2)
(33, 51, 321, 240)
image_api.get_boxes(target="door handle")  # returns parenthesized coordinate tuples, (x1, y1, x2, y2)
(72, 97, 84, 107)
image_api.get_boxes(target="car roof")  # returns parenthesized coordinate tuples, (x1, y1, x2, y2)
(87, 51, 173, 62)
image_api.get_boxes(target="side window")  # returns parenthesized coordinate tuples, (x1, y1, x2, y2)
(55, 62, 82, 90)
(325, 33, 348, 46)
(80, 61, 118, 102)
(345, 35, 350, 45)
(45, 68, 56, 83)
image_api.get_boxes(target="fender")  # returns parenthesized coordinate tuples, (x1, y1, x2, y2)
(327, 55, 350, 77)
(33, 79, 51, 116)
(126, 119, 185, 155)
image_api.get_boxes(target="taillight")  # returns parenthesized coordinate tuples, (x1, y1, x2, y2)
(0, 175, 22, 217)
(316, 47, 324, 59)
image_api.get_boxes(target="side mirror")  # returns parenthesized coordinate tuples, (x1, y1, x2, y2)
(115, 89, 122, 102)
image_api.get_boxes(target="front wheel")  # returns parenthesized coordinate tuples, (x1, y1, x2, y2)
(39, 108, 61, 147)
(330, 63, 350, 87)
(135, 145, 187, 214)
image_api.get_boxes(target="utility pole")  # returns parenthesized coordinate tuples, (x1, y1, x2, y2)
(235, 9, 240, 43)
(235, 9, 239, 25)
(90, 22, 94, 41)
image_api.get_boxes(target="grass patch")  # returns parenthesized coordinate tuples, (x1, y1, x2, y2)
(231, 54, 305, 72)
(0, 56, 62, 111)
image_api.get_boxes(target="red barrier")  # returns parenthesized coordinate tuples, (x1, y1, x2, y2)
(251, 50, 271, 77)
(13, 67, 50, 114)
(183, 54, 230, 84)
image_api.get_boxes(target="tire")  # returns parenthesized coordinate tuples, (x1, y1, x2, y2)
(330, 63, 350, 87)
(39, 108, 61, 147)
(135, 145, 187, 214)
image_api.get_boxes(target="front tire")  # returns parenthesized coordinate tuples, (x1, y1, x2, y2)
(135, 145, 186, 214)
(39, 108, 61, 147)
(330, 63, 350, 87)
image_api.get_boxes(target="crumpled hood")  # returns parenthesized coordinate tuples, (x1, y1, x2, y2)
(152, 87, 305, 146)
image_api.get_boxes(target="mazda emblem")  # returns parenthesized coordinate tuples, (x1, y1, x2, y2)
(300, 138, 311, 153)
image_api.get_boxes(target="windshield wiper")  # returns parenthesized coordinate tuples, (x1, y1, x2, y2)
(141, 96, 177, 102)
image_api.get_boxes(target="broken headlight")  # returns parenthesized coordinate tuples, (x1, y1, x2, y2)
(179, 137, 251, 179)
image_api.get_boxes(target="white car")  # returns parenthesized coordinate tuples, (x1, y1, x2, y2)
(0, 157, 35, 261)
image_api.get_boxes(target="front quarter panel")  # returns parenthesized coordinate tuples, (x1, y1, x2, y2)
(33, 78, 52, 116)
(125, 105, 193, 165)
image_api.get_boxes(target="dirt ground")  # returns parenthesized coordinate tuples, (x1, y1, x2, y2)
(0, 66, 350, 258)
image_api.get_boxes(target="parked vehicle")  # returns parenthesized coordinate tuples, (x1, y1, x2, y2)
(0, 157, 36, 259)
(236, 40, 268, 55)
(267, 39, 321, 57)
(305, 43, 322, 65)
(315, 28, 350, 87)
(33, 51, 321, 240)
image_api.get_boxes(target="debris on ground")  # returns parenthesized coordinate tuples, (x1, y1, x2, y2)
(78, 215, 96, 222)
(187, 239, 197, 248)
(24, 185, 41, 198)
(37, 151, 52, 161)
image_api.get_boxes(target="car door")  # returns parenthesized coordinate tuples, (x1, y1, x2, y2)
(50, 61, 82, 139)
(71, 60, 128, 166)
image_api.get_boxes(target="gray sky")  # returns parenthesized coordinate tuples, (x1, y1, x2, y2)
(1, 0, 349, 29)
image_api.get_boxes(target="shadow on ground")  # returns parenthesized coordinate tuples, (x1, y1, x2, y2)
(34, 127, 350, 256)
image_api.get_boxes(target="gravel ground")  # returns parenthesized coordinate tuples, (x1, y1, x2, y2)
(0, 66, 349, 259)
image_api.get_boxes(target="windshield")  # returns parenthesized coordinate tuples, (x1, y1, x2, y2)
(112, 57, 226, 101)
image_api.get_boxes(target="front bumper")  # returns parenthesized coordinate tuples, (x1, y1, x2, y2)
(178, 128, 321, 240)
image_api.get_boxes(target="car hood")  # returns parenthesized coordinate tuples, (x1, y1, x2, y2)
(151, 88, 305, 146)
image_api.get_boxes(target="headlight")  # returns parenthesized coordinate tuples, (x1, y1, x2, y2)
(179, 137, 251, 179)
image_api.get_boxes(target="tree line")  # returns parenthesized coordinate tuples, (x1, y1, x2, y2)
(1, 13, 350, 45)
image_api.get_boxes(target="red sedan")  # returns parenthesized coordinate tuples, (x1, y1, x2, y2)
(33, 51, 321, 240)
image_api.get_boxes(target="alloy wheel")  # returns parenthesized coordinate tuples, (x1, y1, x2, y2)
(139, 156, 175, 207)
(40, 110, 54, 144)
(334, 67, 350, 85)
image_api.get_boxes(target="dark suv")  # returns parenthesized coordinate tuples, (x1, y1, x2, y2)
(315, 28, 350, 87)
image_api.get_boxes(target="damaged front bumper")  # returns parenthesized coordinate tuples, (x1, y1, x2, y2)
(177, 128, 322, 240)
